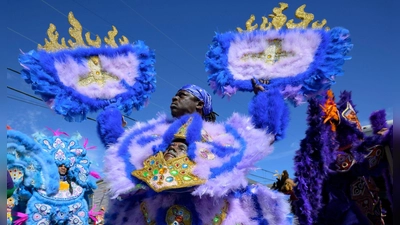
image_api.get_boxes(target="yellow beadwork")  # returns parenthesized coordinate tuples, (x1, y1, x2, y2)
(78, 56, 119, 87)
(237, 2, 329, 32)
(59, 181, 70, 191)
(8, 168, 23, 180)
(173, 117, 193, 140)
(38, 12, 129, 52)
(241, 39, 294, 64)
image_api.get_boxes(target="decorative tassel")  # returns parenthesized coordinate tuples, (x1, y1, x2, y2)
(89, 204, 104, 222)
(46, 127, 69, 136)
(90, 171, 101, 179)
(14, 212, 28, 225)
(83, 138, 97, 150)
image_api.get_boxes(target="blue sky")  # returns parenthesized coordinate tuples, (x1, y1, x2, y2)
(5, 0, 396, 184)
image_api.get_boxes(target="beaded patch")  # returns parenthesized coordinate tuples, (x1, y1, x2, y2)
(365, 145, 384, 169)
(335, 151, 355, 172)
(140, 201, 155, 225)
(132, 152, 205, 192)
(211, 200, 229, 225)
(350, 176, 384, 224)
(8, 167, 24, 184)
(165, 205, 192, 225)
(350, 177, 379, 215)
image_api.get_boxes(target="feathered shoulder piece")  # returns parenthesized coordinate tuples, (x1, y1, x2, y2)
(19, 12, 156, 122)
(205, 2, 352, 106)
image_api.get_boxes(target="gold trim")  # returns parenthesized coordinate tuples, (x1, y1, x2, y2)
(38, 12, 130, 52)
(173, 117, 193, 140)
(237, 2, 329, 32)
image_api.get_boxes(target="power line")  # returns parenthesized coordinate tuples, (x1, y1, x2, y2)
(248, 173, 275, 182)
(7, 67, 21, 74)
(7, 95, 49, 109)
(7, 91, 98, 122)
(7, 86, 43, 101)
(7, 68, 137, 122)
(70, 0, 242, 108)
(41, 0, 68, 17)
(10, 8, 167, 111)
(7, 94, 96, 122)
(260, 168, 277, 174)
(7, 1, 241, 113)
(120, 0, 202, 64)
(8, 1, 207, 104)
(38, 0, 180, 92)
(7, 27, 40, 45)
(71, 0, 185, 88)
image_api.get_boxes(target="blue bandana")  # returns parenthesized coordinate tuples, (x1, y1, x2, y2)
(179, 84, 213, 119)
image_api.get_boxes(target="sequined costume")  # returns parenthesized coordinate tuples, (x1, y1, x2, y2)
(7, 129, 98, 225)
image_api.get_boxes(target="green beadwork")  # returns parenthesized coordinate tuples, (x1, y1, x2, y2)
(183, 175, 192, 181)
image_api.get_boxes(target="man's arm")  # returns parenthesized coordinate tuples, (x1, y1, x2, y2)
(97, 106, 126, 147)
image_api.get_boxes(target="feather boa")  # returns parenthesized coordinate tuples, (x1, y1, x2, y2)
(293, 96, 332, 225)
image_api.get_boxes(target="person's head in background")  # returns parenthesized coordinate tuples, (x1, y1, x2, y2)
(58, 164, 68, 176)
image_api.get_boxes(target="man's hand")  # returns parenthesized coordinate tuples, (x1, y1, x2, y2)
(251, 78, 266, 94)
(122, 116, 127, 127)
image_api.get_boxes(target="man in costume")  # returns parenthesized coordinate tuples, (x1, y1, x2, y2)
(7, 128, 100, 225)
(293, 90, 393, 225)
(98, 84, 293, 224)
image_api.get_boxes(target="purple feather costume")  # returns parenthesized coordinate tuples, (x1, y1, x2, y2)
(293, 91, 393, 225)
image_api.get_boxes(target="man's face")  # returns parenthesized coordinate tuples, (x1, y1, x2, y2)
(170, 90, 202, 118)
(164, 141, 188, 161)
(58, 164, 68, 175)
